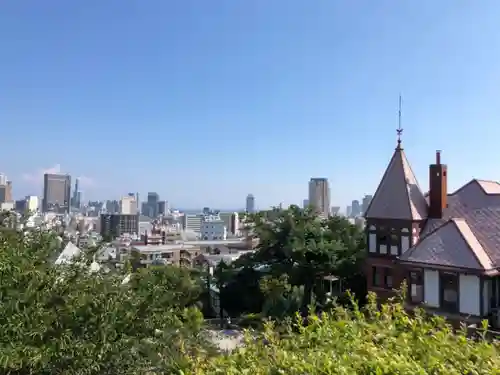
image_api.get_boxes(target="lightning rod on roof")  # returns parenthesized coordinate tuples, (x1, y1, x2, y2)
(396, 94, 403, 149)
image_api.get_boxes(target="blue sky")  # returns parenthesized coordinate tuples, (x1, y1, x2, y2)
(2, 1, 500, 210)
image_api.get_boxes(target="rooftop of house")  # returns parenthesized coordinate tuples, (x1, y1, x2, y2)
(367, 139, 500, 273)
(401, 179, 500, 272)
(364, 145, 427, 221)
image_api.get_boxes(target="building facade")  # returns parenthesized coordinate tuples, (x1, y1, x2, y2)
(308, 178, 330, 218)
(43, 173, 71, 213)
(200, 214, 227, 241)
(100, 213, 139, 239)
(120, 196, 137, 215)
(246, 194, 255, 213)
(182, 214, 203, 233)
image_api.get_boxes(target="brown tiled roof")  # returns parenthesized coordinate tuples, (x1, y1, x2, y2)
(364, 147, 428, 220)
(402, 179, 500, 270)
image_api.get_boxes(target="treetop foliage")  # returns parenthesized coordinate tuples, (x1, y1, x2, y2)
(0, 227, 211, 375)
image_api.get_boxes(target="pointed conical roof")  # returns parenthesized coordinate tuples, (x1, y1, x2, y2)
(365, 147, 428, 220)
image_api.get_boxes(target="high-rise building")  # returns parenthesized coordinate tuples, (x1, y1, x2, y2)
(106, 200, 120, 214)
(145, 192, 160, 217)
(362, 195, 373, 215)
(157, 200, 169, 215)
(351, 200, 361, 217)
(43, 173, 71, 213)
(71, 178, 80, 209)
(120, 196, 137, 215)
(100, 213, 139, 239)
(303, 199, 310, 208)
(246, 194, 255, 213)
(0, 178, 12, 204)
(346, 205, 352, 217)
(308, 178, 330, 217)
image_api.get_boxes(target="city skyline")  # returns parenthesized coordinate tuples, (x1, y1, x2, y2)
(2, 2, 500, 208)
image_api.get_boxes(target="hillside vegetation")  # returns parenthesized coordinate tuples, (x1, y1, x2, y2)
(1, 211, 499, 374)
(193, 295, 500, 374)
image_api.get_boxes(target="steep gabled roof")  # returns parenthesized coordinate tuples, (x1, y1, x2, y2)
(365, 147, 428, 220)
(400, 218, 495, 271)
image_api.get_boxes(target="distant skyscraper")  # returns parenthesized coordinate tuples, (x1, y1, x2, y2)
(157, 200, 168, 215)
(0, 176, 12, 204)
(146, 192, 160, 217)
(303, 199, 310, 208)
(71, 178, 80, 208)
(246, 194, 255, 213)
(308, 178, 330, 217)
(346, 205, 352, 217)
(120, 196, 137, 215)
(351, 200, 361, 217)
(43, 173, 71, 213)
(362, 195, 373, 215)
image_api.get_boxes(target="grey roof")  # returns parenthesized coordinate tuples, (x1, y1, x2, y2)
(401, 179, 500, 270)
(365, 147, 428, 220)
(54, 242, 81, 265)
(400, 218, 494, 270)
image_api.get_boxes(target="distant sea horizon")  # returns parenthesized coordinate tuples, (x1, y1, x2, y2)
(175, 208, 245, 214)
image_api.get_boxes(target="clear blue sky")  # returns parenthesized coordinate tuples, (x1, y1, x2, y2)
(2, 1, 500, 210)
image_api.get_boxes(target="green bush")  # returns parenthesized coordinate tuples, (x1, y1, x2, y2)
(191, 293, 500, 374)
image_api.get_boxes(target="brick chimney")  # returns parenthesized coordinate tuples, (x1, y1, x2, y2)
(428, 150, 447, 218)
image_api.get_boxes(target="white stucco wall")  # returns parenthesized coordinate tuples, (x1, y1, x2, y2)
(424, 270, 439, 307)
(459, 274, 480, 316)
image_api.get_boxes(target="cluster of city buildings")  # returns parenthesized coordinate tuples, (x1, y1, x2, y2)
(0, 170, 260, 284)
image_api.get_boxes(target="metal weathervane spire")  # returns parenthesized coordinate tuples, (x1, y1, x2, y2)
(396, 94, 403, 149)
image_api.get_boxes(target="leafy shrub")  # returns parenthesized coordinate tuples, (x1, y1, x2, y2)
(191, 293, 500, 374)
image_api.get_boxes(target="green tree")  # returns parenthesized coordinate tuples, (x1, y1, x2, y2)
(238, 205, 366, 313)
(259, 274, 303, 319)
(0, 228, 213, 374)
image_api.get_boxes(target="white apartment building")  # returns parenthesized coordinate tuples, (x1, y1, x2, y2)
(182, 213, 203, 233)
(25, 196, 39, 212)
(120, 196, 137, 215)
(200, 214, 227, 241)
(308, 178, 331, 218)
